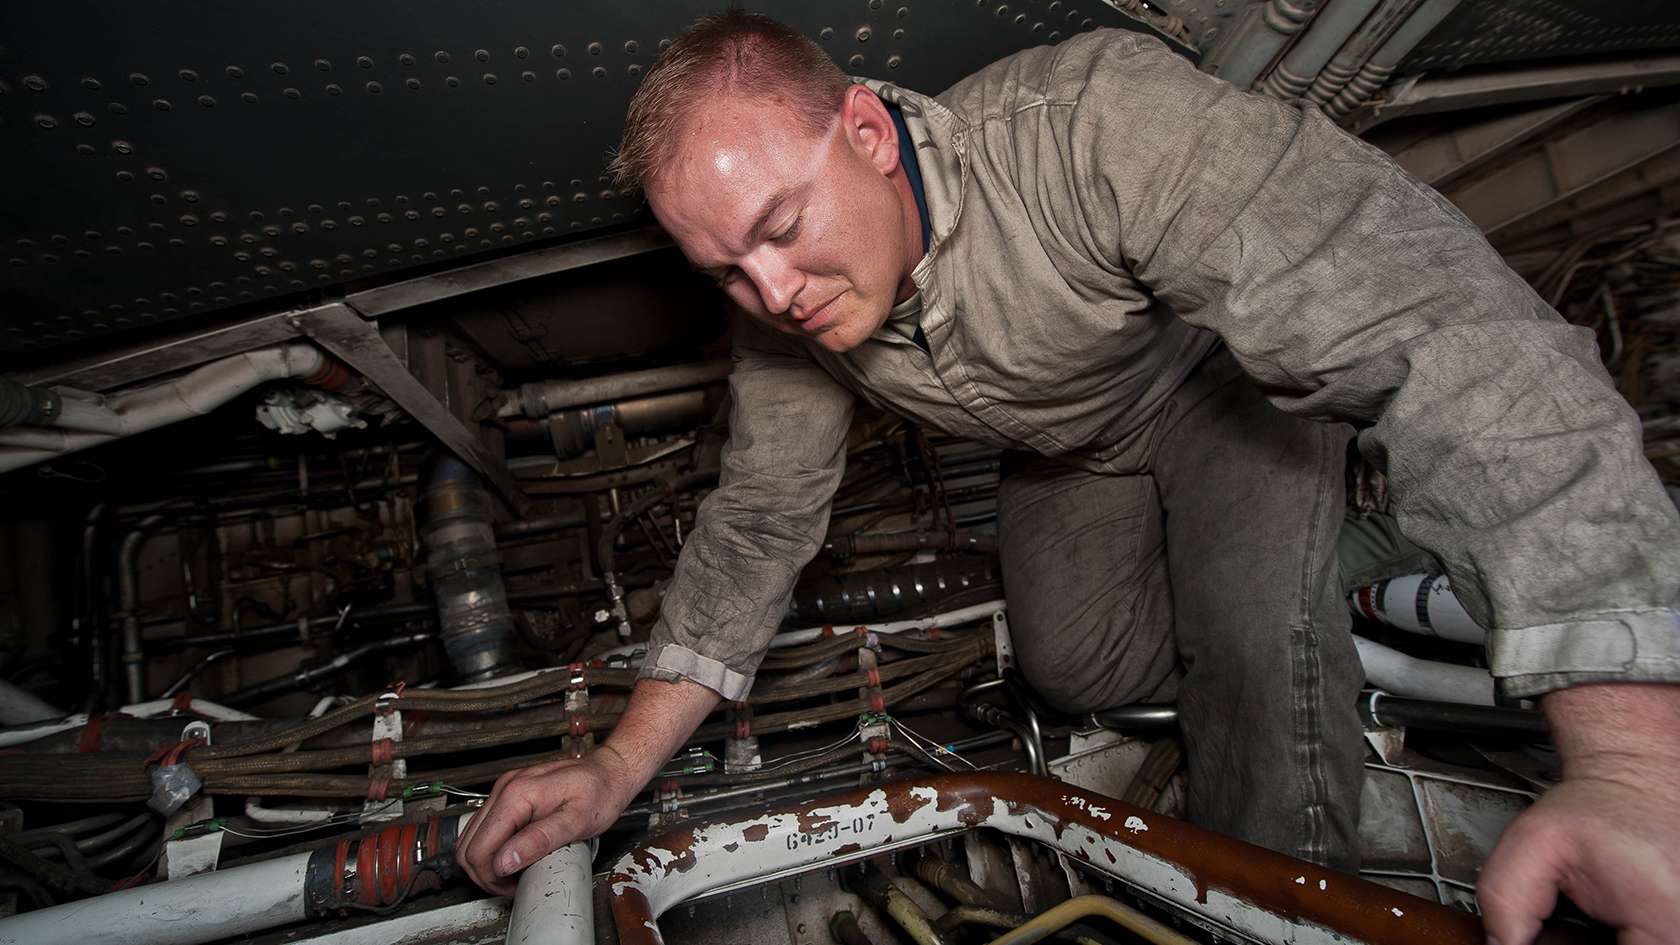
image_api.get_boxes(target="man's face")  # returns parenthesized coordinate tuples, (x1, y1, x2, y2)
(645, 88, 918, 353)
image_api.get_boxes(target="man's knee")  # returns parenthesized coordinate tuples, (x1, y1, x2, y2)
(1008, 589, 1177, 714)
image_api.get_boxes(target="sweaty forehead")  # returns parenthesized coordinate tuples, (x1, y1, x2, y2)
(648, 98, 826, 260)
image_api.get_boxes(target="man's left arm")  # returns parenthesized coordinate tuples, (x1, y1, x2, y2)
(1053, 30, 1680, 941)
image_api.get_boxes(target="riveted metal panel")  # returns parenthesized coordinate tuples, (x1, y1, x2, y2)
(0, 0, 1174, 363)
(1399, 0, 1680, 72)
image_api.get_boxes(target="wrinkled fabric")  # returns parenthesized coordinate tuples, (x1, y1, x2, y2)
(642, 29, 1680, 701)
(999, 350, 1365, 869)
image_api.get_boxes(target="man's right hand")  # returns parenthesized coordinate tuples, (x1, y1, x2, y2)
(454, 676, 723, 896)
(455, 745, 637, 896)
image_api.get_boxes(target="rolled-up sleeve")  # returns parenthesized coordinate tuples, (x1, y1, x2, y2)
(1059, 31, 1680, 697)
(638, 316, 855, 700)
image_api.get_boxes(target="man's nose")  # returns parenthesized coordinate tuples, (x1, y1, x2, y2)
(742, 252, 803, 315)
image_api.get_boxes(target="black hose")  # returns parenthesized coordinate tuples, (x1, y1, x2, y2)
(1361, 692, 1549, 738)
(0, 377, 60, 428)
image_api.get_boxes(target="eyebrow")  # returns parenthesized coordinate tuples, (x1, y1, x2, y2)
(744, 188, 793, 245)
(691, 187, 797, 277)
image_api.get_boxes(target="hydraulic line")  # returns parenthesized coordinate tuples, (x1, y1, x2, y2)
(979, 895, 1196, 945)
(853, 863, 949, 945)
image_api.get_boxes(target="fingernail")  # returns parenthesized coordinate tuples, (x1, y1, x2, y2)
(495, 849, 522, 876)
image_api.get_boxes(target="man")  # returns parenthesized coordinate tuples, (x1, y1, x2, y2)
(459, 12, 1680, 943)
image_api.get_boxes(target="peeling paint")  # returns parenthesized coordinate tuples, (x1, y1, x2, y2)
(1122, 815, 1145, 833)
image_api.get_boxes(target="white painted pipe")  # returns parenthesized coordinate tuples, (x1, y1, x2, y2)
(0, 842, 312, 945)
(507, 841, 595, 945)
(0, 679, 63, 725)
(0, 343, 327, 472)
(1354, 636, 1495, 706)
(0, 697, 258, 749)
(1349, 573, 1486, 645)
(0, 813, 477, 945)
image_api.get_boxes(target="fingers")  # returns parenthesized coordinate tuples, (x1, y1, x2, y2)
(459, 778, 537, 894)
(496, 810, 581, 880)
(1478, 808, 1564, 945)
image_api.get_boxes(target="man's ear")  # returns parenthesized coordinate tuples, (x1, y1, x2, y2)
(841, 84, 901, 177)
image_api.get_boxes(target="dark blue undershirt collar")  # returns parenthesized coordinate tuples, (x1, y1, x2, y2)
(886, 102, 931, 352)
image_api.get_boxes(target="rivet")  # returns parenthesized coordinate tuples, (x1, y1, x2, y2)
(490, 222, 505, 233)
(179, 68, 200, 82)
(627, 64, 641, 76)
(819, 27, 835, 40)
(898, 6, 910, 16)
(440, 232, 454, 242)
(271, 61, 290, 76)
(314, 58, 333, 71)
(179, 214, 199, 226)
(239, 232, 258, 243)
(997, 4, 1008, 16)
(893, 28, 906, 39)
(321, 218, 338, 229)
(457, 202, 472, 213)
(465, 226, 479, 237)
(84, 229, 103, 241)
(365, 197, 381, 207)
(75, 143, 96, 155)
(326, 83, 343, 95)
(180, 189, 199, 202)
(209, 210, 228, 223)
(197, 95, 216, 107)
(446, 76, 461, 87)
(483, 200, 499, 211)
(514, 45, 530, 59)
(74, 248, 93, 258)
(114, 169, 132, 181)
(72, 111, 96, 126)
(522, 70, 536, 82)
(366, 81, 383, 93)
(34, 114, 58, 130)
(395, 193, 408, 204)
(152, 98, 173, 111)
(1031, 21, 1043, 32)
(848, 54, 865, 67)
(658, 38, 672, 50)
(537, 212, 551, 223)
(283, 87, 301, 99)
(1049, 30, 1062, 39)
(357, 56, 375, 69)
(403, 209, 419, 220)
(431, 205, 446, 217)
(482, 72, 498, 84)
(545, 194, 561, 207)
(261, 224, 281, 236)
(591, 66, 607, 78)
(129, 72, 151, 86)
(225, 65, 245, 79)
(81, 76, 103, 91)
(145, 166, 168, 182)
(22, 74, 48, 92)
(624, 40, 639, 54)
(241, 92, 259, 104)
(107, 101, 130, 114)
(1015, 13, 1027, 24)
(209, 235, 228, 246)
(474, 48, 491, 62)
(556, 68, 571, 80)
(434, 50, 451, 64)
(406, 77, 422, 90)
(887, 55, 902, 68)
(550, 44, 567, 58)
(376, 211, 392, 222)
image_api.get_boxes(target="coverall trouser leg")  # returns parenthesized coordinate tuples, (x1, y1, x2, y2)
(996, 350, 1365, 871)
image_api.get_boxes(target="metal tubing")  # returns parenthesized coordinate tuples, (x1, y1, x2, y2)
(504, 360, 734, 419)
(0, 344, 328, 473)
(854, 863, 948, 945)
(1208, 0, 1327, 90)
(1304, 0, 1420, 105)
(118, 515, 166, 704)
(422, 453, 523, 681)
(980, 895, 1195, 945)
(1259, 0, 1382, 98)
(1089, 705, 1180, 734)
(1352, 636, 1495, 705)
(507, 842, 595, 945)
(1326, 0, 1462, 118)
(830, 911, 878, 945)
(607, 773, 1481, 945)
(0, 814, 470, 945)
(1361, 691, 1548, 737)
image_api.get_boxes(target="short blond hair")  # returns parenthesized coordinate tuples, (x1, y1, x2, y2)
(608, 10, 852, 192)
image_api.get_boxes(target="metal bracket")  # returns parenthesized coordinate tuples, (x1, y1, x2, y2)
(160, 721, 221, 880)
(290, 303, 529, 514)
(363, 695, 405, 823)
(991, 609, 1015, 674)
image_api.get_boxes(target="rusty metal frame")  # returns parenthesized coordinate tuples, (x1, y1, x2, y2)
(607, 772, 1482, 945)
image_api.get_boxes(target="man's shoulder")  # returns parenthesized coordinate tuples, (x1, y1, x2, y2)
(935, 29, 1175, 124)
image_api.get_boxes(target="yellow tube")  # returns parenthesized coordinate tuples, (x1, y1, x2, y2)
(981, 895, 1199, 945)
